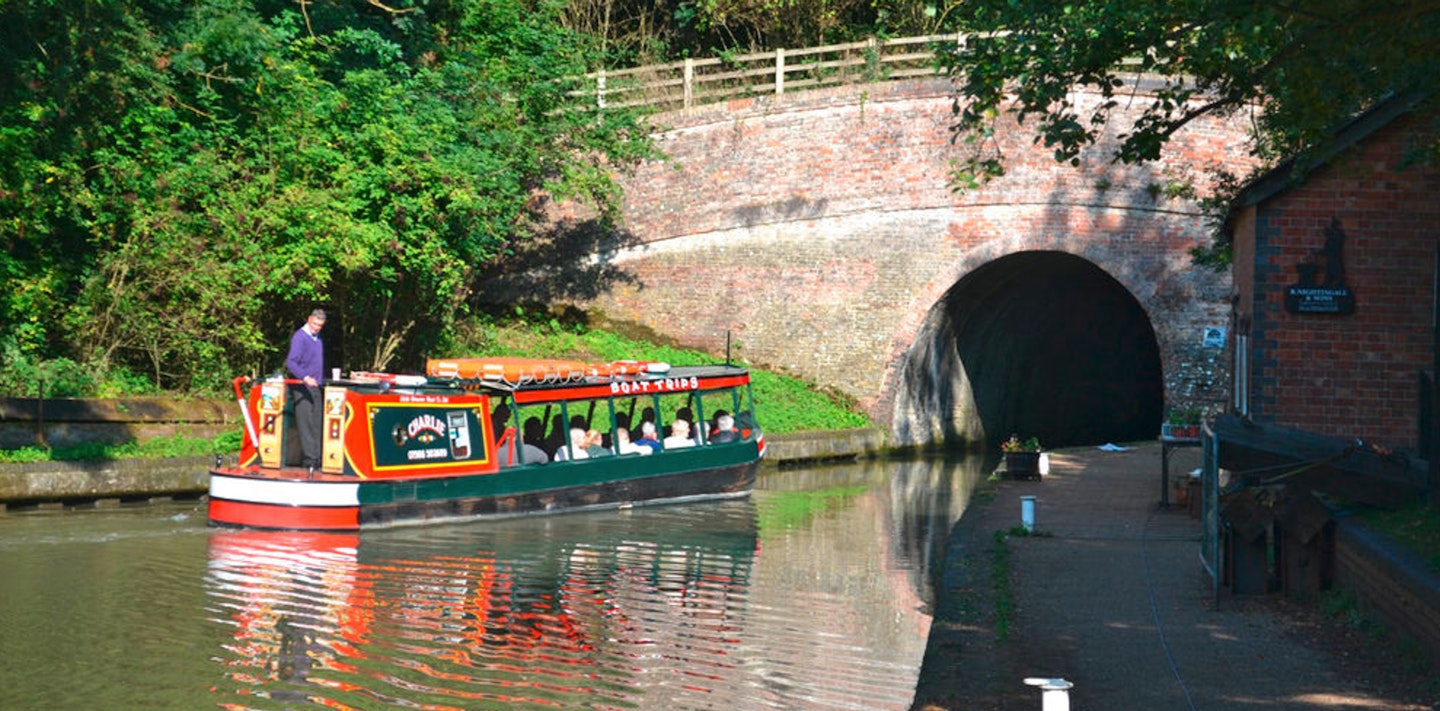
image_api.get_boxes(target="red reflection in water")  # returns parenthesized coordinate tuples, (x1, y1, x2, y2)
(207, 526, 755, 708)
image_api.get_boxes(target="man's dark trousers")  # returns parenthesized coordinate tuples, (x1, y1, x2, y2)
(290, 384, 322, 468)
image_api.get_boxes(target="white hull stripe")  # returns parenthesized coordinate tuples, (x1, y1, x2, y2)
(210, 475, 360, 507)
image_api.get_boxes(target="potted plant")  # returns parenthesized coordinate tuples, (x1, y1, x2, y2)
(1001, 435, 1043, 480)
(1161, 407, 1203, 440)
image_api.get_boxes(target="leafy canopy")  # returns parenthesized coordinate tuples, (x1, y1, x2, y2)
(1, 0, 656, 392)
(946, 0, 1440, 178)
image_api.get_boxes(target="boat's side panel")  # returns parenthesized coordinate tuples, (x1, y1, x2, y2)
(356, 439, 760, 505)
(209, 499, 361, 530)
(210, 474, 360, 507)
(345, 392, 499, 479)
(208, 472, 363, 530)
(357, 459, 759, 528)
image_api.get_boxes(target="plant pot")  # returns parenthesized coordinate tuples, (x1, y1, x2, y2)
(1004, 451, 1042, 480)
(1162, 423, 1200, 440)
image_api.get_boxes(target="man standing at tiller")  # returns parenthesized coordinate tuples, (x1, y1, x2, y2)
(285, 308, 327, 470)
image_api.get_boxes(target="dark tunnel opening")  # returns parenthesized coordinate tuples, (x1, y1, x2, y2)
(896, 250, 1164, 450)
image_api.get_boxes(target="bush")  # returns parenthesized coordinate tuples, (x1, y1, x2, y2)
(0, 337, 161, 398)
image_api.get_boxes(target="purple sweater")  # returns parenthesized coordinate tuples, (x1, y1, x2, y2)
(285, 327, 324, 383)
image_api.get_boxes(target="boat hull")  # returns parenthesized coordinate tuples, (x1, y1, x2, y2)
(209, 449, 760, 531)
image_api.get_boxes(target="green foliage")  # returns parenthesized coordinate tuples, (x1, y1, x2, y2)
(1166, 406, 1204, 426)
(941, 0, 1440, 268)
(457, 320, 872, 434)
(0, 335, 161, 397)
(1000, 435, 1041, 453)
(0, 431, 240, 463)
(1, 0, 657, 391)
(559, 0, 962, 68)
(945, 0, 1440, 170)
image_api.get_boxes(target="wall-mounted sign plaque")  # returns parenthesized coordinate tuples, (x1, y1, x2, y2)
(1284, 217, 1356, 315)
(1284, 286, 1355, 314)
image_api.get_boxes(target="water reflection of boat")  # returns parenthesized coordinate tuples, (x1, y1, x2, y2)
(205, 502, 759, 709)
(209, 359, 765, 530)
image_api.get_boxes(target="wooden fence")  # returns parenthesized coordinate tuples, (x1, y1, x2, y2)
(581, 34, 969, 112)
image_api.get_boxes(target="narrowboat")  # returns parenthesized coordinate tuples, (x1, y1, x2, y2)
(208, 358, 765, 530)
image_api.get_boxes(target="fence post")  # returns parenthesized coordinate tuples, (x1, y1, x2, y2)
(684, 58, 694, 108)
(1024, 678, 1073, 711)
(596, 70, 606, 109)
(775, 48, 785, 96)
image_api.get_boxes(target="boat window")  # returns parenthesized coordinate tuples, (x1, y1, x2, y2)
(655, 391, 704, 449)
(514, 397, 625, 462)
(701, 385, 757, 440)
(609, 395, 653, 455)
(497, 399, 559, 466)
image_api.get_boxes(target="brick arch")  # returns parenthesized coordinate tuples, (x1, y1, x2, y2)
(891, 250, 1165, 449)
(576, 78, 1254, 445)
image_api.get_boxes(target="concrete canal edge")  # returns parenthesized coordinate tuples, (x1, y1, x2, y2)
(0, 455, 215, 506)
(0, 427, 891, 507)
(762, 427, 889, 465)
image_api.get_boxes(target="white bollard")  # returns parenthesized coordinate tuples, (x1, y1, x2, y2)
(1024, 677, 1073, 711)
(1020, 495, 1036, 532)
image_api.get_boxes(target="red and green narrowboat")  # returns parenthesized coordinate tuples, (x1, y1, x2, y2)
(208, 358, 765, 530)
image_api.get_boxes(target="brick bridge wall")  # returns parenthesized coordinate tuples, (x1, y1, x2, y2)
(565, 79, 1256, 443)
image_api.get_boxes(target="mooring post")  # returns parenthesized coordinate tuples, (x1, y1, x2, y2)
(1024, 677, 1073, 711)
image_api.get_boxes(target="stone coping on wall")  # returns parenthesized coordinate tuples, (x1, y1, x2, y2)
(762, 427, 889, 465)
(0, 455, 214, 504)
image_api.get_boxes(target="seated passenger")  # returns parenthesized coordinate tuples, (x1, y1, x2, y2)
(709, 413, 739, 443)
(663, 419, 697, 449)
(583, 429, 613, 458)
(518, 417, 550, 464)
(615, 427, 652, 456)
(554, 427, 590, 461)
(634, 422, 662, 452)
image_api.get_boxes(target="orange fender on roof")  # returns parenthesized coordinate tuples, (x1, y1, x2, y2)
(426, 357, 670, 385)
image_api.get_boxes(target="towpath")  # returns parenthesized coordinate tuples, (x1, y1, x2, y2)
(911, 441, 1437, 710)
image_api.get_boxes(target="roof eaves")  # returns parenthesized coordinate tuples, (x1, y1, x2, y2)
(1232, 92, 1429, 210)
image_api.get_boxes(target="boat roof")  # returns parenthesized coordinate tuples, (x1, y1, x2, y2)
(338, 363, 751, 401)
(474, 363, 751, 395)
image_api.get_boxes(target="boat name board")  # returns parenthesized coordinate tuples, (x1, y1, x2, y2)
(610, 376, 699, 395)
(366, 403, 487, 470)
(407, 414, 447, 440)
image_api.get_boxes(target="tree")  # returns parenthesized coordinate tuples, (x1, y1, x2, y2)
(0, 0, 658, 391)
(946, 0, 1440, 183)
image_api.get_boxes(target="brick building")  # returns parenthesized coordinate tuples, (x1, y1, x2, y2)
(1227, 95, 1440, 460)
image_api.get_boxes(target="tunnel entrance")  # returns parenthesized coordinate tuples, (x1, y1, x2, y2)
(892, 251, 1164, 450)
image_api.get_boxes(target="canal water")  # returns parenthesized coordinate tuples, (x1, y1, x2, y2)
(0, 454, 989, 710)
